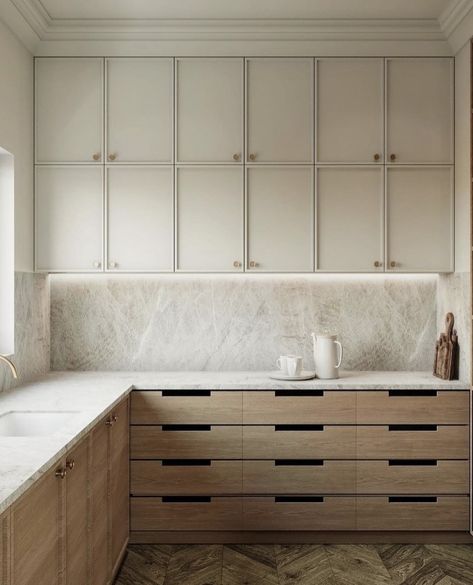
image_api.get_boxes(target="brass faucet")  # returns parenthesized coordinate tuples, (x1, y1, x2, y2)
(0, 355, 18, 379)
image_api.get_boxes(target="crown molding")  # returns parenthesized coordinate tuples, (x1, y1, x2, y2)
(439, 0, 473, 37)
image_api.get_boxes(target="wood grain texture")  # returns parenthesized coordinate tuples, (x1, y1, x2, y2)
(0, 509, 10, 585)
(131, 391, 242, 424)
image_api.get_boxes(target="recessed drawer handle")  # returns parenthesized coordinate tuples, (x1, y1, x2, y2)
(275, 496, 324, 503)
(388, 496, 437, 503)
(162, 496, 212, 503)
(162, 390, 211, 397)
(388, 459, 437, 466)
(275, 459, 324, 466)
(161, 424, 212, 432)
(275, 390, 324, 397)
(388, 424, 438, 432)
(275, 424, 324, 431)
(388, 390, 437, 397)
(162, 459, 211, 466)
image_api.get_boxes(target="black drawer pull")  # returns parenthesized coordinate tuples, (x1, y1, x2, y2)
(162, 459, 211, 466)
(275, 459, 324, 466)
(388, 390, 437, 397)
(162, 390, 211, 397)
(275, 390, 324, 397)
(388, 496, 437, 503)
(388, 424, 437, 432)
(162, 424, 211, 432)
(162, 496, 212, 503)
(388, 459, 437, 466)
(275, 496, 324, 503)
(275, 424, 324, 431)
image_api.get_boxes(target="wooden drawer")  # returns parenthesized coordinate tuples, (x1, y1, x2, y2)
(357, 425, 468, 459)
(131, 425, 242, 459)
(357, 461, 468, 494)
(357, 496, 469, 531)
(243, 425, 356, 459)
(243, 497, 356, 530)
(357, 391, 469, 424)
(131, 460, 242, 495)
(243, 391, 356, 424)
(131, 497, 242, 531)
(243, 460, 355, 494)
(131, 390, 242, 424)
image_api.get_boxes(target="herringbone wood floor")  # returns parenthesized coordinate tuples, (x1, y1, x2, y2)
(115, 543, 473, 585)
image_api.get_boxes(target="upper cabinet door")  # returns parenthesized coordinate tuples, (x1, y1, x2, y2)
(106, 58, 173, 163)
(176, 58, 243, 163)
(386, 166, 453, 272)
(247, 166, 314, 272)
(317, 167, 384, 272)
(386, 58, 453, 164)
(246, 58, 314, 163)
(317, 59, 384, 163)
(36, 58, 103, 163)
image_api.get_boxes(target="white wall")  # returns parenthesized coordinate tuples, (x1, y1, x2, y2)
(0, 19, 34, 271)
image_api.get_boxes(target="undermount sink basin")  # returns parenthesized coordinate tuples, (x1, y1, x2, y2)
(0, 411, 80, 437)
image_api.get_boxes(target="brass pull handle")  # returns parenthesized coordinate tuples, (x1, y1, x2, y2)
(108, 153, 117, 161)
(232, 153, 241, 162)
(112, 415, 118, 423)
(249, 153, 256, 161)
(92, 153, 101, 161)
(55, 467, 67, 479)
(374, 261, 382, 268)
(66, 459, 75, 470)
(390, 261, 397, 268)
(373, 153, 380, 161)
(109, 261, 117, 269)
(249, 260, 259, 268)
(390, 154, 396, 161)
(93, 261, 101, 269)
(233, 261, 241, 268)
(106, 414, 118, 426)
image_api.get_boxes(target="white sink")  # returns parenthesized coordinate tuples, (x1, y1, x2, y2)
(0, 411, 80, 437)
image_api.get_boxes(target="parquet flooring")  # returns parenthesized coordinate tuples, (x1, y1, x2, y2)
(115, 543, 473, 585)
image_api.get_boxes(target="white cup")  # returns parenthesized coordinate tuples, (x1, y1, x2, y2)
(276, 355, 289, 374)
(286, 356, 303, 377)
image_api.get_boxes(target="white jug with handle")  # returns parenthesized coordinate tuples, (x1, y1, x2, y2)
(311, 333, 343, 379)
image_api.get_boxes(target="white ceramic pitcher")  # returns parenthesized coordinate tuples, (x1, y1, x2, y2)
(311, 333, 343, 379)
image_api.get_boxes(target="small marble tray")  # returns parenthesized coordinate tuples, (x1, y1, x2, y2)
(269, 370, 316, 381)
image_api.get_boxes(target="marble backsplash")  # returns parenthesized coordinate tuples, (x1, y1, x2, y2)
(50, 274, 438, 372)
(0, 272, 50, 392)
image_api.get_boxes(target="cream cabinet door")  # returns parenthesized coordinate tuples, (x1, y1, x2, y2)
(386, 167, 453, 272)
(386, 58, 453, 164)
(317, 167, 384, 272)
(106, 58, 173, 163)
(176, 166, 243, 271)
(317, 59, 384, 163)
(247, 166, 313, 272)
(246, 58, 314, 163)
(107, 166, 173, 271)
(35, 166, 103, 272)
(176, 58, 243, 163)
(35, 58, 103, 163)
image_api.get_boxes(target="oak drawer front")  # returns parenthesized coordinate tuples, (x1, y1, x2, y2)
(357, 496, 469, 531)
(131, 461, 242, 495)
(131, 391, 242, 424)
(131, 425, 242, 459)
(131, 497, 243, 531)
(243, 461, 355, 494)
(357, 391, 469, 424)
(243, 425, 356, 459)
(243, 497, 356, 530)
(357, 461, 468, 494)
(243, 391, 356, 424)
(357, 425, 468, 459)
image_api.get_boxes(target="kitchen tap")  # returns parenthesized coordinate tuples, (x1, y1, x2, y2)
(0, 355, 18, 379)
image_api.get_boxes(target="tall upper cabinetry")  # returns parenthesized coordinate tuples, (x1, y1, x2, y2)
(35, 56, 454, 273)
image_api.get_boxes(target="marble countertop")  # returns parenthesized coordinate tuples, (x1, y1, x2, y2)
(0, 370, 469, 514)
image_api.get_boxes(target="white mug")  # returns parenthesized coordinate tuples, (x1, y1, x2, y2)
(286, 356, 303, 377)
(276, 355, 289, 374)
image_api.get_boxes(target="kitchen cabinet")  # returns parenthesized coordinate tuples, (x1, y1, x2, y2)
(176, 58, 243, 163)
(246, 166, 313, 271)
(316, 166, 384, 271)
(176, 166, 244, 271)
(246, 58, 313, 163)
(106, 58, 173, 163)
(386, 58, 453, 164)
(0, 510, 10, 585)
(386, 166, 453, 272)
(35, 166, 103, 272)
(317, 58, 384, 163)
(35, 58, 103, 163)
(107, 166, 174, 271)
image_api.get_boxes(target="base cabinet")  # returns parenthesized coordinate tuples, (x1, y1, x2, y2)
(0, 510, 10, 585)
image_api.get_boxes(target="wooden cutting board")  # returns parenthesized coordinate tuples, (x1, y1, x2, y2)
(433, 312, 459, 380)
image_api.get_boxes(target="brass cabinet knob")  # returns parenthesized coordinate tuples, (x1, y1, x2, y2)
(373, 153, 380, 161)
(374, 261, 382, 268)
(109, 261, 117, 269)
(249, 260, 259, 268)
(249, 153, 256, 161)
(66, 459, 75, 470)
(106, 415, 118, 426)
(233, 261, 242, 268)
(55, 467, 67, 479)
(92, 153, 101, 161)
(232, 153, 241, 162)
(390, 154, 396, 161)
(108, 153, 117, 161)
(93, 261, 101, 269)
(390, 261, 397, 268)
